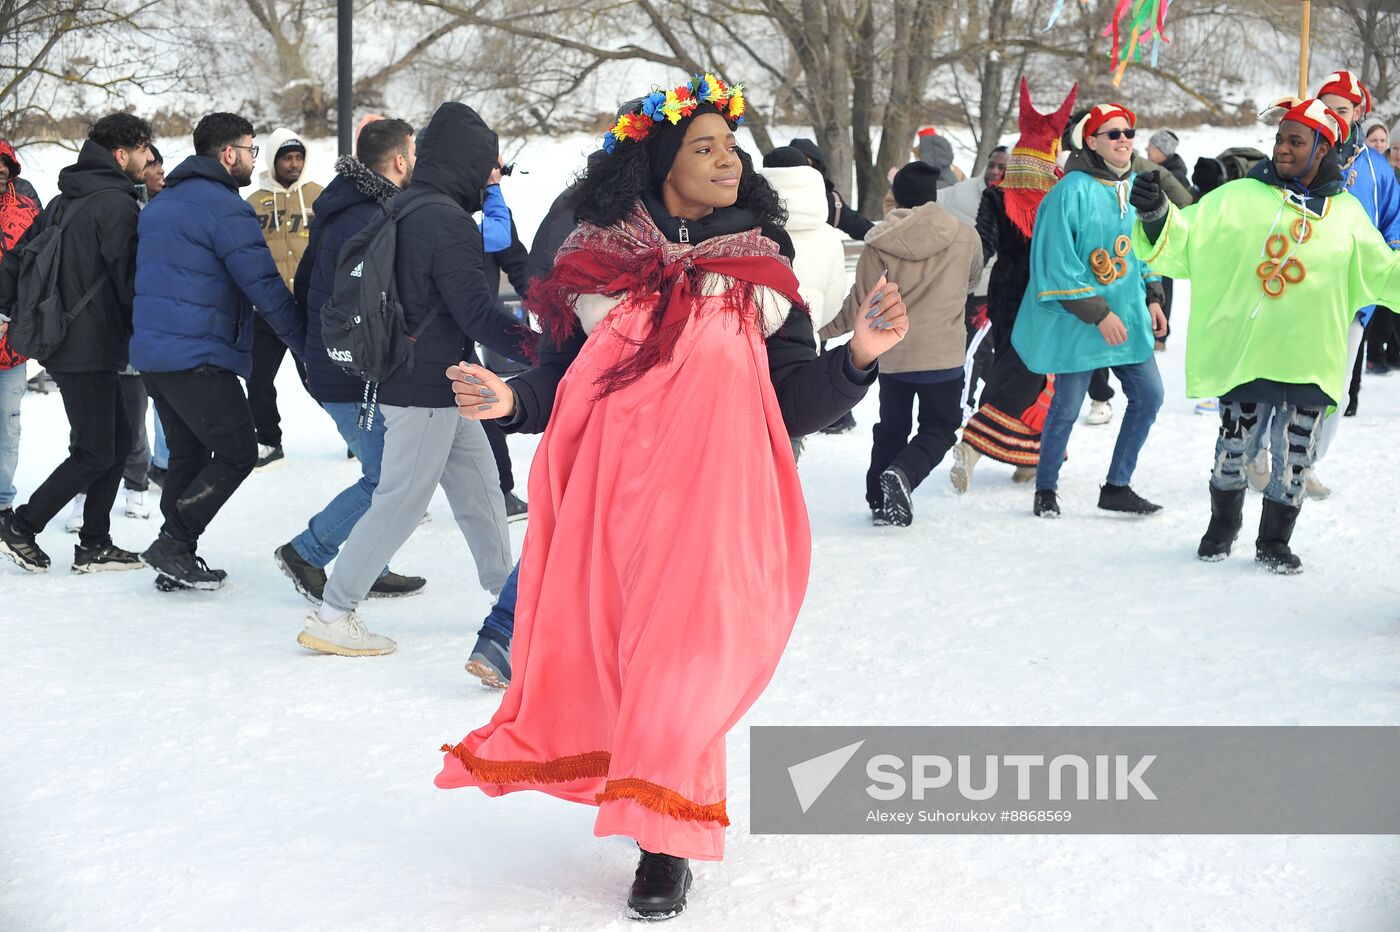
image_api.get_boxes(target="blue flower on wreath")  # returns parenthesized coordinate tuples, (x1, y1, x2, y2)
(602, 133, 617, 154)
(642, 91, 667, 121)
(694, 76, 711, 102)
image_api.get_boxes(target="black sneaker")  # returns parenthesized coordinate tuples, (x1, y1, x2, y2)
(275, 542, 327, 603)
(72, 539, 145, 573)
(627, 849, 692, 920)
(255, 444, 284, 470)
(503, 491, 529, 523)
(1033, 489, 1060, 518)
(143, 533, 224, 590)
(148, 465, 167, 487)
(1098, 483, 1162, 515)
(879, 466, 913, 527)
(0, 510, 50, 572)
(368, 569, 426, 599)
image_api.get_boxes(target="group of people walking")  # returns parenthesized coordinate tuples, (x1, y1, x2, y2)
(0, 66, 1395, 921)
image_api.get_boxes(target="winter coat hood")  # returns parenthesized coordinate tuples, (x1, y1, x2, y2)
(57, 138, 139, 200)
(409, 102, 497, 213)
(1064, 148, 1131, 183)
(257, 127, 313, 193)
(865, 203, 967, 262)
(760, 165, 829, 232)
(309, 155, 397, 230)
(0, 139, 21, 177)
(165, 154, 242, 192)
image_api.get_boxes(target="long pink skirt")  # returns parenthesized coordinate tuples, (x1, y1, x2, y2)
(436, 295, 811, 860)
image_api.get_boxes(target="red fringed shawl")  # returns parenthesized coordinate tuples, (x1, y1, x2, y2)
(525, 204, 806, 398)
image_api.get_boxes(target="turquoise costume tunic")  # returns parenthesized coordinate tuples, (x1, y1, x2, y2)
(1011, 168, 1159, 375)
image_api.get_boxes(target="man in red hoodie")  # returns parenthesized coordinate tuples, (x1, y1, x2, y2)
(0, 138, 43, 518)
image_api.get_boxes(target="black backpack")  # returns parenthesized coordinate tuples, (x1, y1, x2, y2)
(7, 191, 103, 361)
(320, 192, 457, 390)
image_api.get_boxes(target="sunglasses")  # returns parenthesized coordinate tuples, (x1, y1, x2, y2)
(1092, 128, 1137, 141)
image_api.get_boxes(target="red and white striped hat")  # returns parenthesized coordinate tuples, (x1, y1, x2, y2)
(1315, 70, 1373, 116)
(1265, 96, 1350, 148)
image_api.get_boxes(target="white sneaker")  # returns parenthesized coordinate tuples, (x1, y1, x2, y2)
(949, 442, 980, 494)
(1084, 400, 1113, 425)
(296, 610, 397, 657)
(64, 494, 85, 533)
(124, 488, 150, 519)
(1304, 469, 1331, 500)
(1194, 399, 1220, 415)
(1247, 450, 1270, 493)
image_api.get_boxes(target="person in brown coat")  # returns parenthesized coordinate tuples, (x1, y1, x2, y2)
(821, 161, 983, 526)
(244, 127, 322, 467)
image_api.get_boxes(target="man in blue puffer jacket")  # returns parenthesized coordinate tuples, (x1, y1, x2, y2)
(274, 117, 428, 604)
(131, 111, 307, 590)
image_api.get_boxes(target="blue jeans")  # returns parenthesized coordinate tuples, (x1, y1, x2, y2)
(481, 560, 519, 641)
(1036, 356, 1163, 491)
(0, 365, 26, 508)
(152, 407, 169, 470)
(292, 402, 387, 568)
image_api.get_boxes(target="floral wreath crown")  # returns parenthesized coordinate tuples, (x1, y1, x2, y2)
(602, 74, 746, 154)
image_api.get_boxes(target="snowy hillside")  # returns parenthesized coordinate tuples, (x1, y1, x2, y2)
(2, 270, 1399, 928)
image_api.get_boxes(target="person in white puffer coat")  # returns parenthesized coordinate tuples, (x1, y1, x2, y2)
(760, 147, 849, 334)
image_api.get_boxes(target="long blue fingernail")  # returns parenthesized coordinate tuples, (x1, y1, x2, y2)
(464, 376, 483, 385)
(480, 390, 497, 399)
(478, 404, 492, 411)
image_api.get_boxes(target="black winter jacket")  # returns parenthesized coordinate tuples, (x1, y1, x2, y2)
(375, 103, 528, 408)
(0, 140, 139, 371)
(294, 157, 401, 404)
(500, 197, 874, 437)
(975, 185, 1033, 328)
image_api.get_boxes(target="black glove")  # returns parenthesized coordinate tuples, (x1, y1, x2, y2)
(1129, 170, 1167, 217)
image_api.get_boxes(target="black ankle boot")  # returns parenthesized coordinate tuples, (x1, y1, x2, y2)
(1197, 485, 1245, 561)
(627, 848, 692, 920)
(1255, 498, 1303, 575)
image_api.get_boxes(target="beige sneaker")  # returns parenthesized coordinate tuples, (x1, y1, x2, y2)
(296, 611, 397, 657)
(1304, 469, 1331, 500)
(1011, 465, 1036, 483)
(1084, 400, 1113, 425)
(949, 442, 980, 494)
(1247, 449, 1270, 493)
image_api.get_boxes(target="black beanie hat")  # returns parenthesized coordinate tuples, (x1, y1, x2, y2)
(891, 161, 941, 208)
(646, 102, 727, 193)
(147, 143, 163, 165)
(763, 145, 808, 168)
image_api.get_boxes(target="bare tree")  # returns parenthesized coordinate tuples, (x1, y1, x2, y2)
(0, 0, 170, 143)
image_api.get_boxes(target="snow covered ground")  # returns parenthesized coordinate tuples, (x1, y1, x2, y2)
(4, 129, 1400, 930)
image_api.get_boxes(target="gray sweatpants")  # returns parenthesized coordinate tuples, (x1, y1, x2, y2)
(322, 404, 512, 613)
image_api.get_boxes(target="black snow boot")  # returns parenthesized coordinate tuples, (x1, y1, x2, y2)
(1097, 483, 1162, 515)
(1033, 488, 1060, 518)
(368, 569, 427, 599)
(1197, 485, 1246, 562)
(1255, 498, 1304, 575)
(627, 849, 692, 921)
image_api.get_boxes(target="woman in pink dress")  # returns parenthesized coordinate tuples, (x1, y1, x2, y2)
(436, 75, 908, 920)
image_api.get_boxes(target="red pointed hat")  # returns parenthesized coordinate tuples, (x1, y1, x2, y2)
(1315, 71, 1373, 116)
(1071, 104, 1137, 150)
(1013, 76, 1078, 157)
(1266, 96, 1349, 148)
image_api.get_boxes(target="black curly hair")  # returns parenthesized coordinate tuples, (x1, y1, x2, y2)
(569, 124, 786, 230)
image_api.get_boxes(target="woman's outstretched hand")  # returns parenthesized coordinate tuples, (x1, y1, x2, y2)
(446, 362, 516, 420)
(848, 274, 909, 370)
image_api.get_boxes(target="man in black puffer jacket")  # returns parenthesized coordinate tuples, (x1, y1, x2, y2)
(0, 113, 152, 575)
(274, 117, 428, 604)
(295, 102, 529, 658)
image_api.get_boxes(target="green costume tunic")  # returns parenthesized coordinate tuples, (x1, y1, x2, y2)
(1132, 178, 1400, 403)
